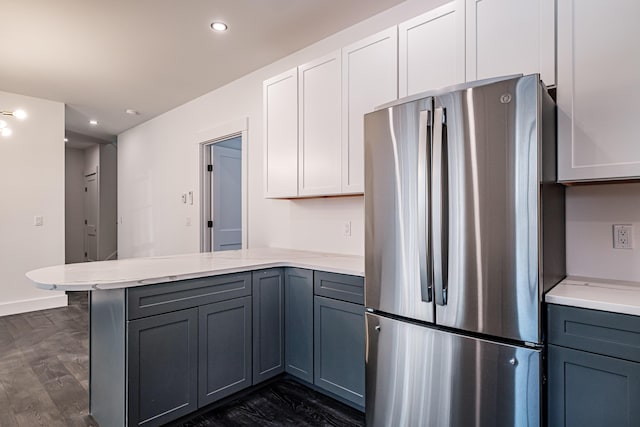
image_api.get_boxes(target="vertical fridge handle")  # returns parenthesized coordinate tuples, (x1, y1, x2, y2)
(418, 110, 432, 303)
(432, 107, 449, 306)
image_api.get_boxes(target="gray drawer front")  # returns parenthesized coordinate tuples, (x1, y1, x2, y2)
(548, 304, 640, 363)
(127, 273, 251, 319)
(314, 271, 364, 304)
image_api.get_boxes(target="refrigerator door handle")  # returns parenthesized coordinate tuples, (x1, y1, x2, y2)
(432, 106, 449, 306)
(418, 109, 432, 303)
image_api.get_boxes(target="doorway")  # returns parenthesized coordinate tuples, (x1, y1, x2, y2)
(204, 136, 242, 251)
(65, 132, 117, 263)
(84, 172, 98, 261)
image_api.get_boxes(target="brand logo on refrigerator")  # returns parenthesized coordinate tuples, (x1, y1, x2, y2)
(500, 93, 512, 104)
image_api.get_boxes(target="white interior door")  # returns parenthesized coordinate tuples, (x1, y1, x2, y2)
(84, 172, 98, 261)
(211, 140, 242, 251)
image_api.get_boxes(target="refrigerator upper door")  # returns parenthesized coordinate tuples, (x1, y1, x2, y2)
(433, 74, 542, 343)
(364, 98, 434, 323)
(366, 313, 541, 427)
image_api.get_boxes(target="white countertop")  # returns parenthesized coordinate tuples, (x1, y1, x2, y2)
(26, 248, 364, 291)
(546, 276, 640, 316)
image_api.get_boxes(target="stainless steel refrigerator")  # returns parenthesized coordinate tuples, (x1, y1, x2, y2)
(364, 74, 565, 427)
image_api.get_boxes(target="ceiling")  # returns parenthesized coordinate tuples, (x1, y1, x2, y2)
(0, 0, 405, 142)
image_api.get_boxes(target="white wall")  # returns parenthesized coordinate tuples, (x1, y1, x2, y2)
(118, 0, 448, 259)
(0, 90, 67, 315)
(566, 183, 640, 282)
(65, 147, 85, 263)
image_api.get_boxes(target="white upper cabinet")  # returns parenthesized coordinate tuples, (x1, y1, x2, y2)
(298, 51, 343, 197)
(399, 1, 465, 97)
(465, 0, 555, 86)
(342, 27, 398, 194)
(263, 69, 298, 198)
(557, 0, 640, 182)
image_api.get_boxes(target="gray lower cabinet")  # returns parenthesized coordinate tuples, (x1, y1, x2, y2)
(199, 296, 252, 406)
(91, 269, 366, 427)
(314, 295, 365, 408)
(284, 268, 313, 382)
(127, 308, 199, 427)
(548, 344, 640, 427)
(91, 273, 254, 427)
(547, 304, 640, 427)
(252, 269, 285, 384)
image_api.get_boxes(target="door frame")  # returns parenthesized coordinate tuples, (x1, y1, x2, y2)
(197, 117, 248, 252)
(84, 166, 99, 261)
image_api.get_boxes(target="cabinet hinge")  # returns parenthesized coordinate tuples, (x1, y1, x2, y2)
(207, 220, 213, 228)
(207, 164, 213, 172)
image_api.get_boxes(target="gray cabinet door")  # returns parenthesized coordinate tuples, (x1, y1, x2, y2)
(252, 269, 285, 384)
(314, 295, 365, 408)
(285, 268, 313, 382)
(548, 344, 640, 427)
(127, 308, 198, 427)
(198, 296, 252, 407)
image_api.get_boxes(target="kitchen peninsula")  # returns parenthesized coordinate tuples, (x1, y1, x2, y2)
(27, 248, 365, 427)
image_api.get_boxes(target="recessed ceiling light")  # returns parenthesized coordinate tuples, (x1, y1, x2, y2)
(64, 137, 69, 142)
(12, 109, 27, 120)
(125, 109, 140, 116)
(89, 119, 98, 126)
(210, 21, 228, 32)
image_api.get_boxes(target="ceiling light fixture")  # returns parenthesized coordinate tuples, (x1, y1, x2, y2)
(89, 119, 98, 126)
(125, 109, 140, 116)
(1, 109, 28, 137)
(64, 137, 69, 142)
(12, 109, 27, 120)
(210, 21, 228, 32)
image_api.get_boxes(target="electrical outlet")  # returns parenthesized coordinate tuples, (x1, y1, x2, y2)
(34, 215, 43, 226)
(613, 224, 634, 249)
(343, 221, 352, 237)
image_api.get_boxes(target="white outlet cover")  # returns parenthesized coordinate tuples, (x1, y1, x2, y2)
(343, 221, 351, 237)
(613, 224, 634, 249)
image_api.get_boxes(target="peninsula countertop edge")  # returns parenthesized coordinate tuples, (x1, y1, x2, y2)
(26, 247, 365, 291)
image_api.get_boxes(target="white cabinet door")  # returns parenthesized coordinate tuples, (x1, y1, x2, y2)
(557, 0, 640, 182)
(263, 69, 298, 198)
(342, 27, 398, 194)
(399, 1, 465, 97)
(466, 0, 555, 86)
(298, 51, 343, 196)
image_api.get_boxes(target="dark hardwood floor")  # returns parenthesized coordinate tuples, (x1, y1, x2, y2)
(0, 292, 365, 427)
(176, 379, 364, 427)
(0, 291, 95, 426)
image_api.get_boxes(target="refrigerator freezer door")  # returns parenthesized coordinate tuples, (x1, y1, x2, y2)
(365, 98, 434, 323)
(433, 74, 542, 343)
(365, 313, 541, 427)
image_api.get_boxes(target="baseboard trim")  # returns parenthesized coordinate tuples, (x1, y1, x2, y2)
(0, 294, 68, 317)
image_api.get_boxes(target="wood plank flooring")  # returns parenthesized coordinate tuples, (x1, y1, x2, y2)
(175, 379, 364, 427)
(0, 292, 365, 427)
(0, 292, 96, 426)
